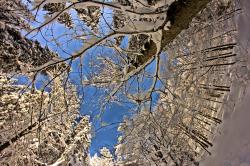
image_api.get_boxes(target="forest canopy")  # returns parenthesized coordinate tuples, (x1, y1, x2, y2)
(0, 0, 239, 165)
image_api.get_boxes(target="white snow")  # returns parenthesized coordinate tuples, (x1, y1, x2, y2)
(201, 0, 250, 165)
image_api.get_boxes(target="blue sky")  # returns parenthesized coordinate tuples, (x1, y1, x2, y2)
(22, 6, 128, 155)
(22, 3, 165, 156)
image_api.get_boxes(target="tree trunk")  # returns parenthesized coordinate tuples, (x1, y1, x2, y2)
(161, 0, 212, 48)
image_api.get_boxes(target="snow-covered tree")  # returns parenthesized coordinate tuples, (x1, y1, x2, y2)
(29, 0, 212, 78)
(115, 0, 237, 165)
(0, 0, 65, 75)
(0, 1, 91, 165)
(89, 147, 115, 166)
(0, 74, 91, 165)
(0, 0, 239, 165)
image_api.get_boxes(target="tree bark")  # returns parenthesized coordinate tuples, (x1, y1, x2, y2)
(161, 0, 212, 48)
